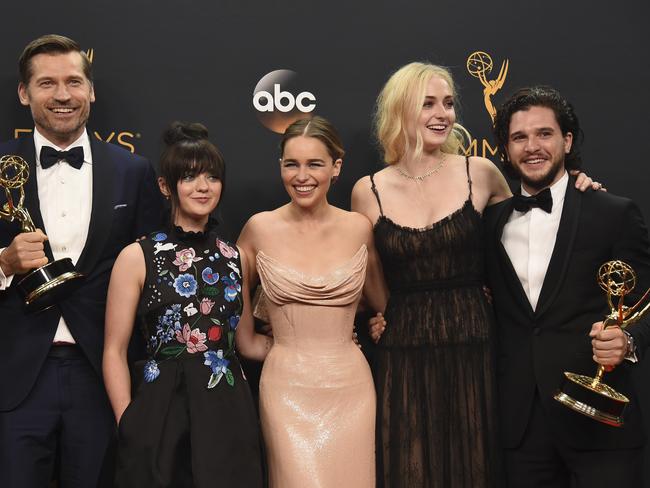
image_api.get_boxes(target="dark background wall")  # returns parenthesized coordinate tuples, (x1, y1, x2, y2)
(3, 0, 650, 482)
(2, 1, 649, 233)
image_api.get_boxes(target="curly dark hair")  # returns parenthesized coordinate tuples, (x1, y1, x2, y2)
(493, 86, 583, 179)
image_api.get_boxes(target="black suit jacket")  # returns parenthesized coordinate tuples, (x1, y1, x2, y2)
(0, 134, 163, 411)
(485, 179, 650, 450)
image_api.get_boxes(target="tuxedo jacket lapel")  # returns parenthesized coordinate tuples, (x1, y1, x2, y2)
(495, 197, 535, 316)
(15, 137, 54, 261)
(75, 138, 114, 275)
(535, 182, 581, 318)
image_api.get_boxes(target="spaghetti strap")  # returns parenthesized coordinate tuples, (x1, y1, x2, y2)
(369, 173, 385, 216)
(465, 156, 473, 200)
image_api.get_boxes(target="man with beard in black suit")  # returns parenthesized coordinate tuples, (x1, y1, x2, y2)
(0, 34, 162, 487)
(485, 85, 650, 487)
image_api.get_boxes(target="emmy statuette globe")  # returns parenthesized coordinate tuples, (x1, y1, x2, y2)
(0, 155, 84, 311)
(553, 260, 650, 426)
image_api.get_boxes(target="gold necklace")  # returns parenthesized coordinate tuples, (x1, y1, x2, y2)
(394, 154, 446, 181)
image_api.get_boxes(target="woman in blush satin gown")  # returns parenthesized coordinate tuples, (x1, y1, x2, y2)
(236, 116, 387, 488)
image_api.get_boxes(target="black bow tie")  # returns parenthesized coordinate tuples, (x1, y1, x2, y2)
(40, 146, 85, 170)
(513, 188, 553, 213)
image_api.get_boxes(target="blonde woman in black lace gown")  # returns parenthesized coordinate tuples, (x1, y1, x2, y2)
(352, 63, 595, 487)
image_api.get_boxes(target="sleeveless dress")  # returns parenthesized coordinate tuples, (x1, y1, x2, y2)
(115, 225, 263, 488)
(370, 158, 500, 487)
(256, 245, 375, 488)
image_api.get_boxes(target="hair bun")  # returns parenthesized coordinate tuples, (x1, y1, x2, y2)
(163, 121, 209, 145)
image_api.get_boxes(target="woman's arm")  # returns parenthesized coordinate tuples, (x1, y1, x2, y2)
(351, 175, 380, 225)
(359, 216, 388, 314)
(103, 243, 145, 424)
(484, 158, 513, 207)
(234, 245, 273, 361)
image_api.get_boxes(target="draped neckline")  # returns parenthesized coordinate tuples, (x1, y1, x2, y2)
(256, 244, 367, 282)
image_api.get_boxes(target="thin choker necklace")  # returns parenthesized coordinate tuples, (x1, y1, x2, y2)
(394, 154, 446, 181)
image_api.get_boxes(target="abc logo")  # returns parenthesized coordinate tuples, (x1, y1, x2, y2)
(252, 69, 316, 133)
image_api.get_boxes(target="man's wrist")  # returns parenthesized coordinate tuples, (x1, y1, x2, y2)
(0, 248, 15, 290)
(0, 247, 11, 276)
(623, 330, 638, 363)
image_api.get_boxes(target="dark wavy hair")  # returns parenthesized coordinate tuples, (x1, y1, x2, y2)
(493, 86, 583, 179)
(159, 122, 225, 215)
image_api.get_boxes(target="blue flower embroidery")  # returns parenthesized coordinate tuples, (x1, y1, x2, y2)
(201, 267, 219, 285)
(149, 304, 184, 354)
(174, 273, 197, 297)
(229, 314, 240, 330)
(144, 360, 160, 383)
(204, 349, 232, 389)
(221, 272, 241, 302)
(204, 349, 230, 374)
(152, 232, 167, 242)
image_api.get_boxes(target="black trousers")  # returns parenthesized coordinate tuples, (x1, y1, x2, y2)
(0, 348, 115, 488)
(505, 393, 643, 488)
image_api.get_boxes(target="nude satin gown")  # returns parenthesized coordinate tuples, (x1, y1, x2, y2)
(256, 245, 375, 488)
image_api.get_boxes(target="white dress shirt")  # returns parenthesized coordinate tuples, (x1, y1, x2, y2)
(501, 171, 568, 311)
(0, 128, 93, 343)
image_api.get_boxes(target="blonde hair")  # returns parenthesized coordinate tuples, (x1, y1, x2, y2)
(375, 62, 470, 164)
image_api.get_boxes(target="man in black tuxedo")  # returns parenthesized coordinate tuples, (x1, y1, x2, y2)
(0, 34, 162, 487)
(485, 86, 650, 487)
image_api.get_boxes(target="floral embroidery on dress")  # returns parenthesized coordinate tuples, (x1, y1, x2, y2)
(142, 230, 243, 388)
(217, 239, 238, 259)
(174, 273, 198, 297)
(173, 248, 203, 272)
(176, 324, 208, 353)
(222, 272, 241, 302)
(201, 267, 219, 284)
(199, 298, 215, 314)
(204, 349, 234, 388)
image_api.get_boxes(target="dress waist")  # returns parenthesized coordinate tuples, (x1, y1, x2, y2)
(389, 277, 483, 294)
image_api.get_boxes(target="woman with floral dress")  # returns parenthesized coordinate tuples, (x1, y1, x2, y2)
(103, 122, 268, 488)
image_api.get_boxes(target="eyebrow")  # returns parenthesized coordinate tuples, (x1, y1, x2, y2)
(282, 158, 326, 163)
(510, 126, 556, 137)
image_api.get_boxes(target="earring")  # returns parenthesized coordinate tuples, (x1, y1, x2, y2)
(331, 175, 338, 184)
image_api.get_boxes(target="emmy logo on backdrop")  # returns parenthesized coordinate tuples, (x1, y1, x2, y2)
(0, 155, 84, 311)
(466, 51, 509, 122)
(554, 260, 650, 426)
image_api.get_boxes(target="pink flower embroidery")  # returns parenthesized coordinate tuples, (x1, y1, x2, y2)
(217, 239, 238, 259)
(172, 248, 203, 272)
(199, 298, 215, 315)
(175, 324, 208, 353)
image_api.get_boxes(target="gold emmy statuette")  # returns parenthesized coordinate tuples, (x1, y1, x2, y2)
(554, 260, 650, 426)
(0, 155, 84, 311)
(466, 51, 509, 122)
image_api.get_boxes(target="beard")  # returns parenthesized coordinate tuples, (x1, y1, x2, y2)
(520, 162, 564, 192)
(30, 99, 91, 147)
(510, 154, 565, 193)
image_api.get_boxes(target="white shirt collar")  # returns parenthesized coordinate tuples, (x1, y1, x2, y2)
(34, 128, 92, 167)
(520, 170, 569, 208)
